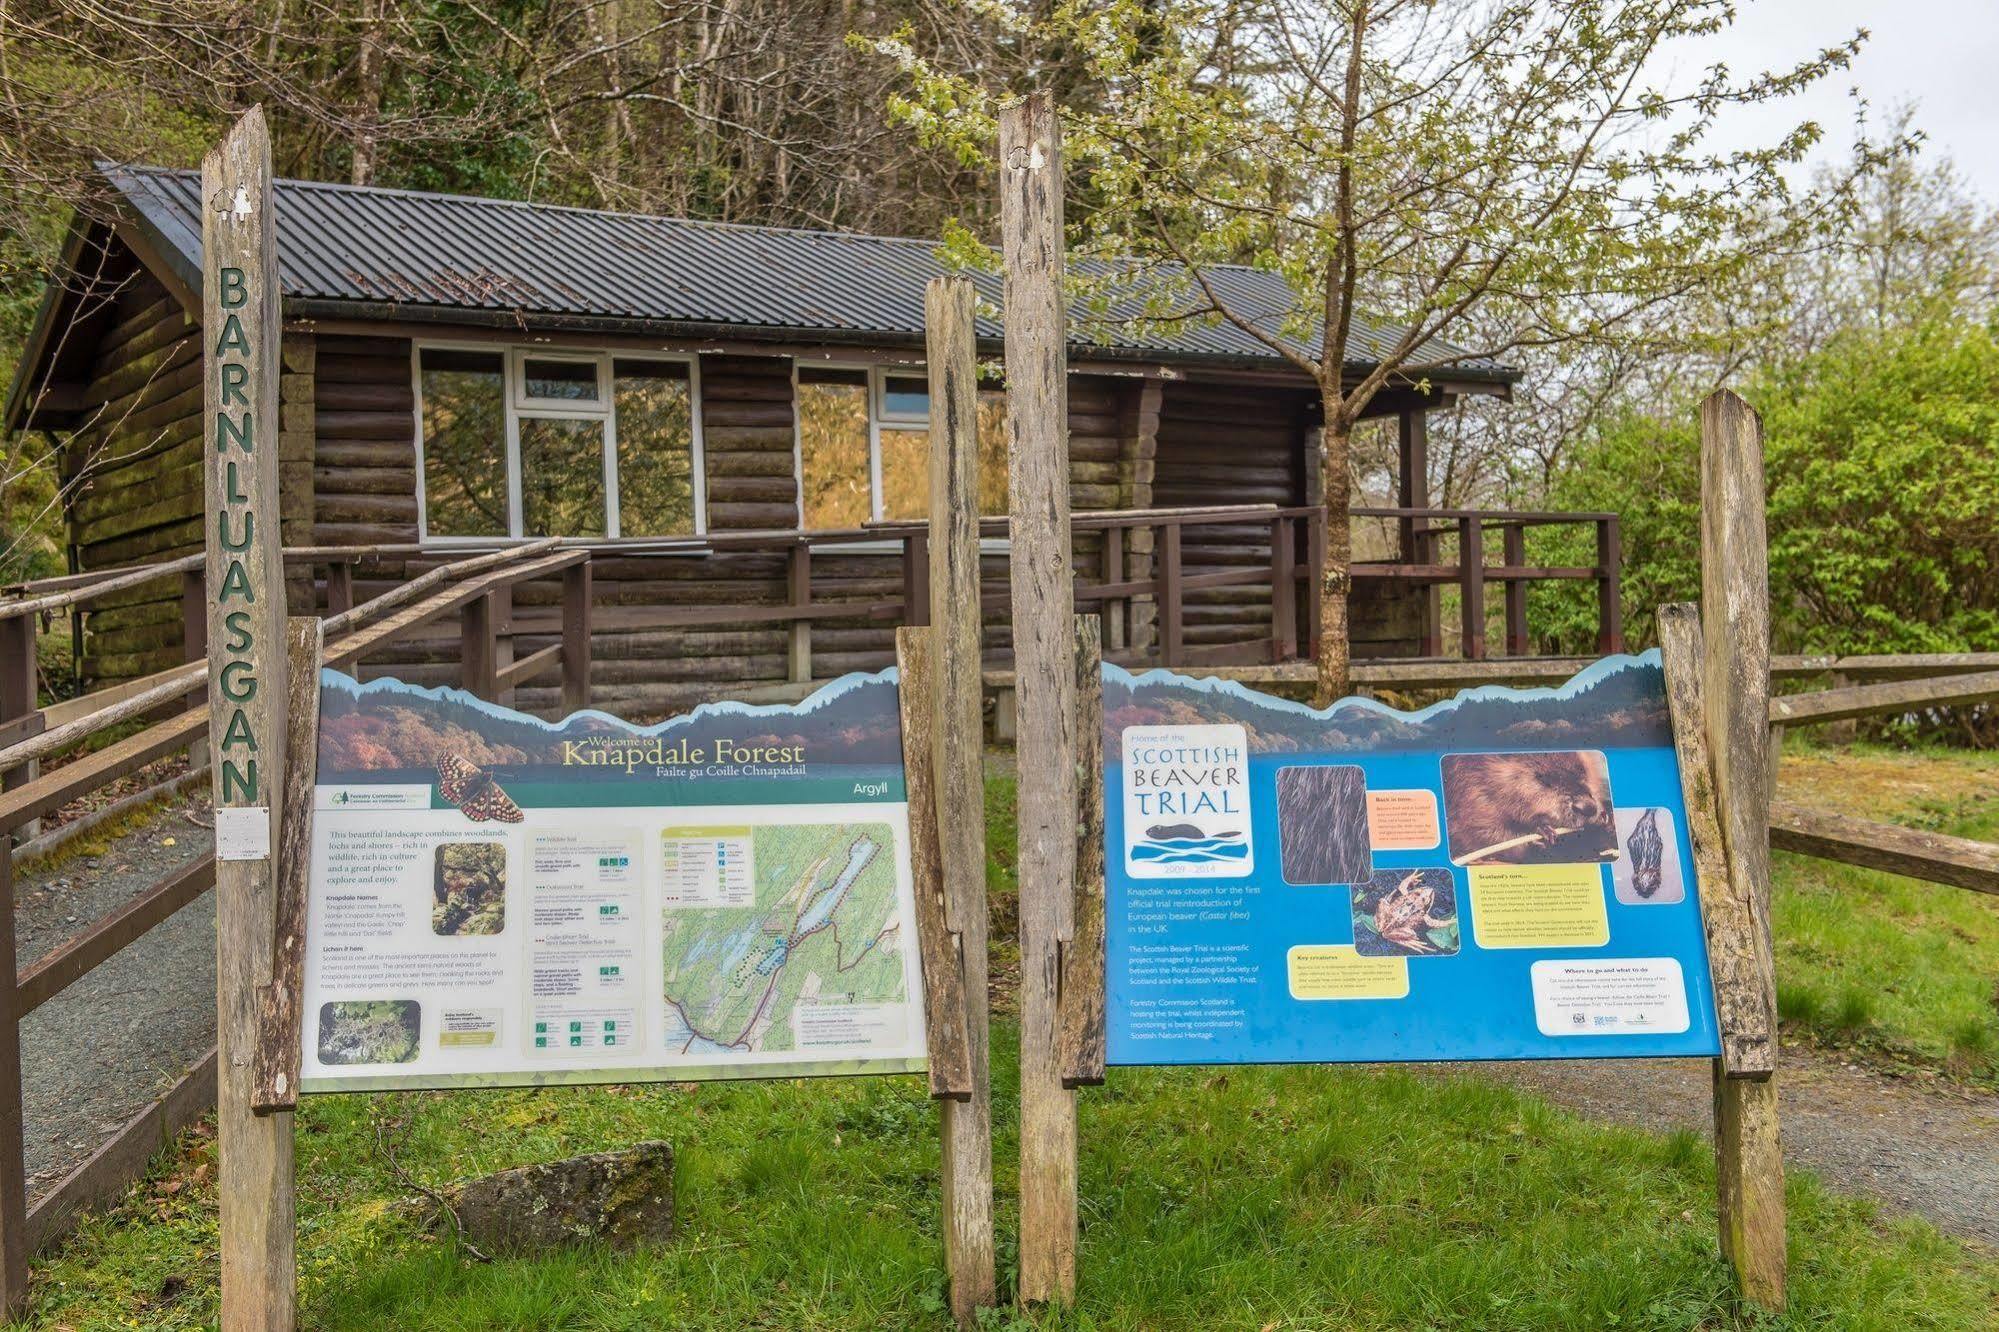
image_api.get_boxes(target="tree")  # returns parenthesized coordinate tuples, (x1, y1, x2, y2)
(877, 0, 1872, 702)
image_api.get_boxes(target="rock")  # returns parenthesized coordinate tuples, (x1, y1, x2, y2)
(432, 1141, 674, 1253)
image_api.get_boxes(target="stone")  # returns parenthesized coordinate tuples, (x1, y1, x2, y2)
(432, 1141, 674, 1253)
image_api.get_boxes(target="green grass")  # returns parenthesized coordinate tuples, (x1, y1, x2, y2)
(1769, 743, 1999, 1085)
(19, 1038, 1998, 1330)
(18, 750, 1999, 1328)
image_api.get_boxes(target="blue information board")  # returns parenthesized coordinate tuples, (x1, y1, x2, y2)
(1103, 653, 1722, 1065)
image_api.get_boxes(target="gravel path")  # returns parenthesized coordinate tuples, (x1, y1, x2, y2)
(13, 793, 216, 1199)
(1449, 1046, 1999, 1252)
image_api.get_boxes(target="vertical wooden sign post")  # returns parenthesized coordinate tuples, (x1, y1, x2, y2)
(916, 276, 999, 1321)
(203, 106, 297, 1330)
(1657, 388, 1785, 1313)
(999, 92, 1081, 1305)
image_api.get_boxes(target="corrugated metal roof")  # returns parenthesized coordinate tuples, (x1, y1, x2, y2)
(105, 164, 1516, 379)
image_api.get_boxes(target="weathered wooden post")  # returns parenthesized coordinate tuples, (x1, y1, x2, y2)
(920, 276, 996, 1321)
(1000, 91, 1080, 1306)
(203, 106, 296, 1329)
(1657, 388, 1784, 1314)
(1697, 389, 1785, 1310)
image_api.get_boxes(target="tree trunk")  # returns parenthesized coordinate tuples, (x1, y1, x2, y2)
(1315, 406, 1354, 707)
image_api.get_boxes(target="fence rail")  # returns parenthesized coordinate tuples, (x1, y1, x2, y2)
(0, 539, 592, 1270)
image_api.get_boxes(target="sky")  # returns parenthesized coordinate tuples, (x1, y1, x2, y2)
(1681, 0, 1999, 204)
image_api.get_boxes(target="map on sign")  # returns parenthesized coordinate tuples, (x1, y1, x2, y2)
(660, 823, 906, 1056)
(297, 670, 926, 1092)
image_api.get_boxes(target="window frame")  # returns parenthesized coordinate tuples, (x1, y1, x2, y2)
(793, 361, 1007, 548)
(413, 342, 705, 544)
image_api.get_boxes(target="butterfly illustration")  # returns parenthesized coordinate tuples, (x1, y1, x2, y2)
(435, 754, 524, 824)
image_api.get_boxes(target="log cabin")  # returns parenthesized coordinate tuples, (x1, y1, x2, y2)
(4, 166, 1617, 717)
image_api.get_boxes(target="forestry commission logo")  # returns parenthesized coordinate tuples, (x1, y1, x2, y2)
(1121, 724, 1254, 879)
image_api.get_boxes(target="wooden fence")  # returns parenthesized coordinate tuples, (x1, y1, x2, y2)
(0, 540, 588, 1284)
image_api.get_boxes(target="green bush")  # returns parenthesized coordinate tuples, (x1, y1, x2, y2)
(1535, 318, 1999, 659)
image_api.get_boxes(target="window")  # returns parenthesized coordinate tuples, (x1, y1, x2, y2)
(415, 346, 703, 540)
(796, 364, 1008, 529)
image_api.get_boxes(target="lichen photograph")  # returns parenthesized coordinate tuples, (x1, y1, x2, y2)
(316, 1000, 421, 1066)
(434, 841, 507, 936)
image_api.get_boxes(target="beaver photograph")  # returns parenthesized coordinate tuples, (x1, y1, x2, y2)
(1441, 750, 1618, 866)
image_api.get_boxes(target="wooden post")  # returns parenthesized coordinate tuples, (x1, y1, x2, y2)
(204, 105, 296, 1331)
(1056, 616, 1105, 1088)
(1158, 523, 1183, 668)
(1000, 91, 1079, 1306)
(461, 590, 500, 700)
(903, 532, 931, 627)
(1458, 516, 1486, 660)
(1100, 525, 1125, 653)
(1501, 524, 1529, 657)
(252, 619, 321, 1114)
(1597, 516, 1625, 654)
(1306, 511, 1327, 659)
(0, 844, 30, 1317)
(1697, 388, 1785, 1311)
(561, 560, 591, 713)
(0, 616, 38, 835)
(184, 567, 211, 769)
(322, 561, 353, 616)
(923, 276, 996, 1322)
(896, 627, 973, 1103)
(1270, 516, 1296, 662)
(787, 544, 813, 684)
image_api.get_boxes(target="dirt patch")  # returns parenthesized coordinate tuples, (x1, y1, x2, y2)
(1778, 747, 1999, 821)
(1452, 1042, 1999, 1252)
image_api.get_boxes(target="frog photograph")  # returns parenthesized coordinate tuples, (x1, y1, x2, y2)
(1350, 868, 1460, 957)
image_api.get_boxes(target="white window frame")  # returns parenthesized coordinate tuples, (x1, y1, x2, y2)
(414, 342, 705, 544)
(793, 362, 1006, 550)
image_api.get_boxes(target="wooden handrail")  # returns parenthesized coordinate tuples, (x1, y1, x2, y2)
(0, 548, 364, 620)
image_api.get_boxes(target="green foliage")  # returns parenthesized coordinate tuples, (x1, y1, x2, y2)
(1538, 317, 1999, 656)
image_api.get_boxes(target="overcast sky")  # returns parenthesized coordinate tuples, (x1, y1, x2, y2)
(1679, 0, 1999, 204)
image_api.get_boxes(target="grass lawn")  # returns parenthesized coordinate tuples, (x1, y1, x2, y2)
(1770, 743, 1999, 1085)
(19, 1039, 1998, 1330)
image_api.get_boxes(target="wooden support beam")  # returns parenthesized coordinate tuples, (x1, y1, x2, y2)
(462, 589, 500, 699)
(252, 620, 319, 1113)
(1000, 91, 1080, 1307)
(787, 545, 813, 684)
(1697, 388, 1784, 1312)
(1769, 668, 1999, 726)
(0, 847, 31, 1317)
(1770, 801, 1999, 895)
(561, 561, 592, 713)
(1659, 606, 1776, 1076)
(1596, 517, 1624, 653)
(323, 561, 353, 616)
(1458, 516, 1486, 660)
(15, 855, 215, 1015)
(495, 644, 562, 691)
(1159, 523, 1183, 667)
(1270, 516, 1296, 662)
(924, 275, 996, 1323)
(896, 627, 972, 1102)
(1502, 524, 1529, 657)
(1057, 615, 1105, 1088)
(204, 104, 297, 1331)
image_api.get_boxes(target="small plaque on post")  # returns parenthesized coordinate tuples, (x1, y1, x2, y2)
(216, 806, 272, 862)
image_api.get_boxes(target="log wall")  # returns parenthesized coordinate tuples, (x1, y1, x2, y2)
(62, 271, 203, 686)
(64, 315, 1403, 704)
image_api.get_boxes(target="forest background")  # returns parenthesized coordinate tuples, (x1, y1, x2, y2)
(0, 0, 1991, 679)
